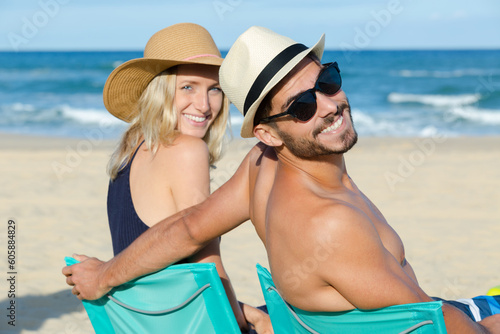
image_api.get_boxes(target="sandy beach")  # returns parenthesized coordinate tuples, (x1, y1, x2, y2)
(0, 133, 499, 333)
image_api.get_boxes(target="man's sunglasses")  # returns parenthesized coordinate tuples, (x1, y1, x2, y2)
(259, 62, 342, 124)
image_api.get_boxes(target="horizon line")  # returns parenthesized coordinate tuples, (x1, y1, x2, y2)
(1, 47, 500, 53)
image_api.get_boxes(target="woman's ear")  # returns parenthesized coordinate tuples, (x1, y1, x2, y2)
(254, 124, 283, 147)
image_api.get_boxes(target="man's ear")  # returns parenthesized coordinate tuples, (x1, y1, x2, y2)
(254, 124, 283, 147)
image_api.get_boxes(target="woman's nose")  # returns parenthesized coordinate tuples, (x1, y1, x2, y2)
(193, 92, 210, 112)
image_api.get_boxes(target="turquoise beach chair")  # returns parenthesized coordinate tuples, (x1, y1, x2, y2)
(65, 257, 239, 334)
(256, 264, 447, 334)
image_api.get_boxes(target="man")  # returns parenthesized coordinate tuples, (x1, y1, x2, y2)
(64, 27, 500, 332)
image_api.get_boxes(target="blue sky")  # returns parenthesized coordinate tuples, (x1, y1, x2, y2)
(1, 0, 499, 51)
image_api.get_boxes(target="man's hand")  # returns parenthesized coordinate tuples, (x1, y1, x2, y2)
(62, 254, 112, 300)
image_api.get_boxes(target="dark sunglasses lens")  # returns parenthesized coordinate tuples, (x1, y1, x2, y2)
(290, 91, 317, 121)
(317, 64, 342, 95)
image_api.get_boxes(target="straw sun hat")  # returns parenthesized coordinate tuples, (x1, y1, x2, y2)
(220, 26, 325, 138)
(103, 23, 223, 122)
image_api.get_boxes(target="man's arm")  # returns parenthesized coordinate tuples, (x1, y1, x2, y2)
(63, 147, 254, 300)
(314, 205, 498, 333)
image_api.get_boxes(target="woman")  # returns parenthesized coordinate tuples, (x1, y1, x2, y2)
(103, 23, 270, 333)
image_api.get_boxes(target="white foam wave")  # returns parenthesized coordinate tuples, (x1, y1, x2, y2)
(351, 109, 412, 136)
(444, 107, 500, 125)
(60, 105, 124, 125)
(11, 103, 36, 112)
(351, 109, 459, 137)
(0, 103, 122, 130)
(419, 126, 442, 137)
(229, 114, 244, 126)
(393, 69, 500, 78)
(388, 93, 481, 107)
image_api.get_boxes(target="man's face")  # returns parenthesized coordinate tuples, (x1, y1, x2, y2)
(269, 58, 358, 159)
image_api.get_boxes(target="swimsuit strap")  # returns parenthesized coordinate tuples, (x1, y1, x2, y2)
(130, 140, 145, 163)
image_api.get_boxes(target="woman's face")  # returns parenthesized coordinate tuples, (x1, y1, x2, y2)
(175, 64, 223, 138)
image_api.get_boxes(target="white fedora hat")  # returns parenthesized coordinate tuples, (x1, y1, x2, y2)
(220, 26, 325, 138)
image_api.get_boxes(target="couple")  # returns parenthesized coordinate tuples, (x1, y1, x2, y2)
(64, 24, 500, 332)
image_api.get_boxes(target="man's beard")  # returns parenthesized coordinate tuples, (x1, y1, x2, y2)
(276, 108, 358, 160)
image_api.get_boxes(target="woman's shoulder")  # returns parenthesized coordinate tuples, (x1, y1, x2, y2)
(156, 134, 209, 166)
(172, 133, 208, 149)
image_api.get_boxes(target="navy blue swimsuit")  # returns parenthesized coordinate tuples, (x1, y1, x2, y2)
(107, 140, 202, 262)
(107, 141, 149, 255)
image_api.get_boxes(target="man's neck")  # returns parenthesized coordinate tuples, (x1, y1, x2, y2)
(276, 148, 349, 189)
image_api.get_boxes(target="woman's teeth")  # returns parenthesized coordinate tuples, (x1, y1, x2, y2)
(184, 114, 207, 123)
(321, 115, 343, 134)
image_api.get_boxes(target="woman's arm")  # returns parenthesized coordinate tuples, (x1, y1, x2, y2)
(189, 239, 249, 330)
(190, 239, 273, 333)
(167, 135, 212, 211)
(169, 136, 272, 332)
(168, 137, 246, 329)
(239, 302, 273, 334)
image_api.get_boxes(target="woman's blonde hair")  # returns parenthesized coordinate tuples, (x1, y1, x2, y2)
(107, 66, 229, 179)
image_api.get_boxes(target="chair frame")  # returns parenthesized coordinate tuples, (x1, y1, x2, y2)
(256, 264, 447, 334)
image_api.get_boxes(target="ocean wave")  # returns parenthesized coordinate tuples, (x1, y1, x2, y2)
(392, 69, 500, 78)
(351, 109, 459, 137)
(229, 113, 244, 127)
(60, 105, 124, 125)
(443, 106, 500, 125)
(352, 109, 415, 136)
(10, 103, 36, 112)
(388, 93, 481, 107)
(0, 103, 123, 126)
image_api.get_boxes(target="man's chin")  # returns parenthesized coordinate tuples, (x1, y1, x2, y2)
(339, 129, 358, 154)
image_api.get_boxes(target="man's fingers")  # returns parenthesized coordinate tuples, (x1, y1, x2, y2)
(72, 254, 90, 262)
(61, 265, 73, 277)
(66, 276, 74, 286)
(72, 286, 86, 301)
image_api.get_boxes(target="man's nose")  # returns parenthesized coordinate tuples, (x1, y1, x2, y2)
(315, 90, 339, 117)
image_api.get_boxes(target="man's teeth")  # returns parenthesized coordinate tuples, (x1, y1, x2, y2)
(321, 115, 344, 133)
(184, 114, 207, 123)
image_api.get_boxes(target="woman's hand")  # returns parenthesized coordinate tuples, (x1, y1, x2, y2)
(240, 303, 274, 334)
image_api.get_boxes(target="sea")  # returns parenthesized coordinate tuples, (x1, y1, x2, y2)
(1, 49, 499, 140)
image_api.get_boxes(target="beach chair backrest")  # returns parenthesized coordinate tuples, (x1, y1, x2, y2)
(256, 264, 447, 334)
(65, 257, 240, 334)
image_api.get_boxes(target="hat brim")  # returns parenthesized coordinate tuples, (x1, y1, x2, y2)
(104, 56, 223, 123)
(239, 34, 325, 138)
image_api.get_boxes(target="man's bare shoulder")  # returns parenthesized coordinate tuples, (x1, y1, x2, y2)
(269, 191, 379, 255)
(300, 199, 378, 246)
(281, 199, 424, 309)
(247, 142, 277, 166)
(269, 197, 390, 310)
(239, 142, 278, 182)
